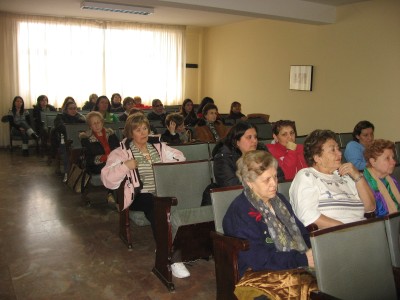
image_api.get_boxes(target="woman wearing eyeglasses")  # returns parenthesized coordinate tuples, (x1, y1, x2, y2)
(147, 99, 167, 126)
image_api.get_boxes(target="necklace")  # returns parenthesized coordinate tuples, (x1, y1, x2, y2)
(135, 143, 151, 161)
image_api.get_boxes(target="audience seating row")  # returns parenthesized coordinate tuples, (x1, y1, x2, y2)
(118, 159, 215, 291)
(210, 185, 400, 300)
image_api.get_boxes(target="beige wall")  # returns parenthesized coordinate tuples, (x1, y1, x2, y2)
(184, 27, 204, 104)
(195, 0, 399, 140)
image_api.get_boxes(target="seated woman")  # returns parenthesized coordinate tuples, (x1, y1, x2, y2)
(161, 113, 191, 144)
(94, 95, 119, 123)
(196, 96, 214, 119)
(110, 93, 124, 113)
(344, 120, 375, 170)
(51, 101, 86, 182)
(227, 101, 247, 121)
(101, 114, 190, 279)
(289, 129, 375, 229)
(32, 95, 56, 154)
(213, 121, 284, 187)
(79, 111, 120, 203)
(118, 97, 135, 122)
(6, 96, 39, 156)
(179, 98, 198, 126)
(223, 150, 315, 299)
(82, 93, 98, 111)
(363, 139, 400, 216)
(195, 103, 228, 143)
(266, 120, 307, 181)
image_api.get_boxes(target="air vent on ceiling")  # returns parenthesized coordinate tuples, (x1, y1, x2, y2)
(81, 1, 154, 15)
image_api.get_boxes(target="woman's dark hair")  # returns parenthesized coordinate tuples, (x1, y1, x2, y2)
(180, 98, 195, 117)
(272, 120, 297, 136)
(111, 93, 121, 105)
(223, 121, 257, 154)
(63, 100, 77, 113)
(165, 113, 184, 127)
(36, 95, 48, 106)
(12, 96, 24, 115)
(352, 120, 375, 142)
(212, 121, 258, 157)
(94, 95, 111, 113)
(197, 96, 214, 115)
(122, 97, 134, 109)
(61, 96, 75, 111)
(303, 129, 339, 166)
(229, 101, 241, 114)
(202, 103, 218, 118)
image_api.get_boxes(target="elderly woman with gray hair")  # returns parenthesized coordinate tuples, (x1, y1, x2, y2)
(223, 150, 315, 299)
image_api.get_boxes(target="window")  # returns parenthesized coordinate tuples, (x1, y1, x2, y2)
(17, 19, 185, 107)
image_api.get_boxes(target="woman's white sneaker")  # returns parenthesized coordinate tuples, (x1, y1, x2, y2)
(171, 262, 190, 278)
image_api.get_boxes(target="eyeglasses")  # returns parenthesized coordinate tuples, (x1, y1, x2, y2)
(68, 107, 78, 110)
(154, 104, 163, 107)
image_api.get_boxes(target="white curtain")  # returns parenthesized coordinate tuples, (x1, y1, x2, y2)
(15, 15, 185, 108)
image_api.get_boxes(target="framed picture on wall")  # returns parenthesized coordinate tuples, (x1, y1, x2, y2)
(289, 65, 313, 91)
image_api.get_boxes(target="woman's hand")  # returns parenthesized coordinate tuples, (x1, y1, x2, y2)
(306, 249, 314, 268)
(338, 162, 360, 179)
(124, 159, 137, 170)
(167, 121, 176, 135)
(286, 141, 297, 151)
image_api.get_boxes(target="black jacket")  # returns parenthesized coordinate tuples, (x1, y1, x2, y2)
(212, 142, 285, 187)
(80, 128, 120, 174)
(160, 130, 182, 145)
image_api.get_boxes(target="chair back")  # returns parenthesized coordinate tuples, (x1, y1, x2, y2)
(210, 186, 243, 234)
(65, 123, 88, 149)
(106, 122, 125, 140)
(254, 123, 273, 140)
(394, 141, 400, 164)
(278, 181, 292, 201)
(393, 166, 400, 183)
(169, 142, 210, 161)
(384, 212, 400, 268)
(153, 159, 212, 209)
(310, 218, 397, 300)
(41, 111, 58, 132)
(337, 132, 353, 148)
(296, 135, 308, 144)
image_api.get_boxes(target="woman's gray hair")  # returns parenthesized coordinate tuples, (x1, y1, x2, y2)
(124, 113, 150, 139)
(236, 150, 278, 183)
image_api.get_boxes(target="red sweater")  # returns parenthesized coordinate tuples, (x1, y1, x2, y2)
(266, 142, 307, 180)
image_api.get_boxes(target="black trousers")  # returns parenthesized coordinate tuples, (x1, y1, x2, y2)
(130, 192, 155, 238)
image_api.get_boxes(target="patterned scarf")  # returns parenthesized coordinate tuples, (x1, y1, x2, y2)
(207, 121, 220, 142)
(244, 183, 308, 252)
(365, 167, 400, 213)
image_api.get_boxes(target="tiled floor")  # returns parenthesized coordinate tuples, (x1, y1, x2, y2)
(0, 149, 216, 300)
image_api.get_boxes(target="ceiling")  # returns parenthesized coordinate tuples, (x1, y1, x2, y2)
(0, 0, 370, 27)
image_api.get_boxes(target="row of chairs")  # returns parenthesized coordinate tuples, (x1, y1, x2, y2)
(210, 185, 400, 299)
(116, 155, 293, 291)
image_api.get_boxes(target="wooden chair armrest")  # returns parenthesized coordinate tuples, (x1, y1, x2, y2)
(364, 211, 376, 219)
(153, 196, 178, 291)
(310, 290, 341, 300)
(211, 231, 250, 299)
(306, 223, 319, 232)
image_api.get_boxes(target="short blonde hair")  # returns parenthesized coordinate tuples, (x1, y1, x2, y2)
(124, 114, 150, 139)
(236, 150, 278, 183)
(86, 111, 104, 126)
